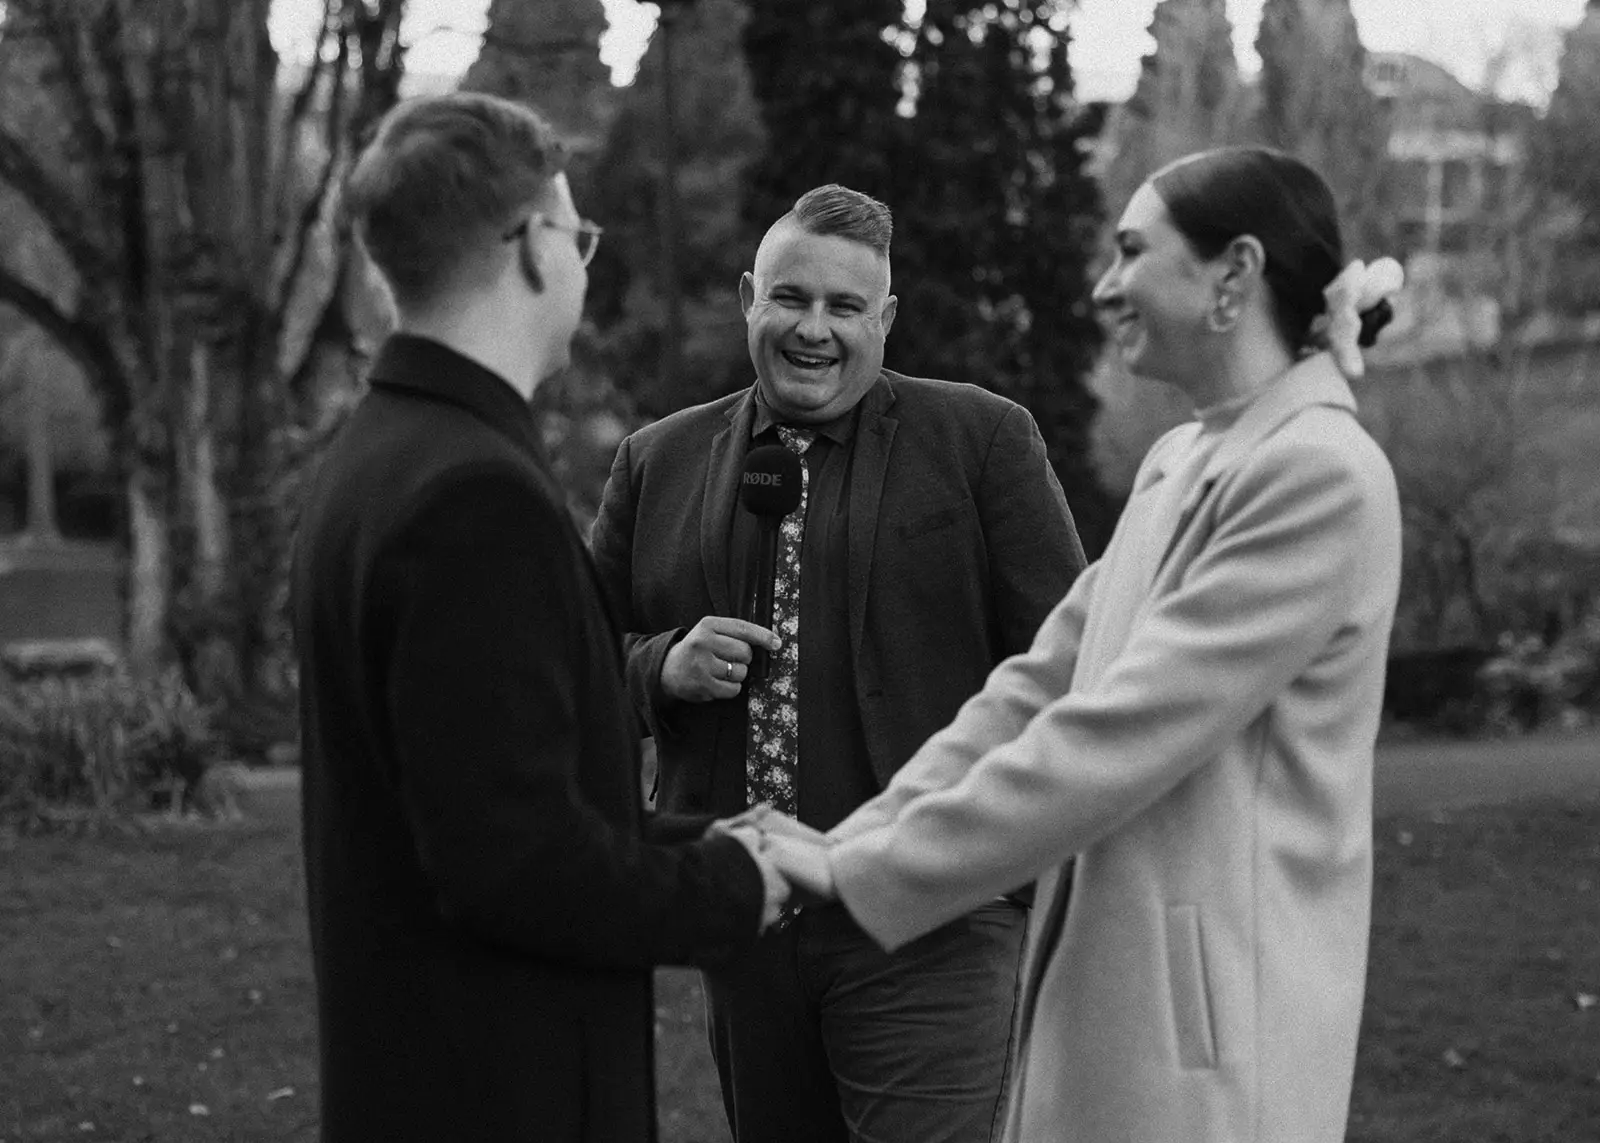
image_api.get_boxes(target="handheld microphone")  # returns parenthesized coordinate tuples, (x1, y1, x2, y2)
(739, 444, 804, 683)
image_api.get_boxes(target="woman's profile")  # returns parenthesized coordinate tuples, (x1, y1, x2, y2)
(766, 146, 1407, 1143)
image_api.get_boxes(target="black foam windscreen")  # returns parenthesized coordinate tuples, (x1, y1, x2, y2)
(740, 444, 804, 517)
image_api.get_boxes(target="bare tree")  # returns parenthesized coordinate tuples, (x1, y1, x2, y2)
(0, 0, 404, 712)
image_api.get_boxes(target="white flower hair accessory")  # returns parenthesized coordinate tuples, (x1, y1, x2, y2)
(1312, 257, 1405, 380)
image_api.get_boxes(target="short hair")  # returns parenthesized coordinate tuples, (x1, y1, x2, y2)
(1151, 146, 1387, 353)
(785, 184, 893, 257)
(343, 92, 567, 309)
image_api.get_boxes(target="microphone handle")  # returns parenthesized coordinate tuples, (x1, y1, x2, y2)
(745, 520, 779, 684)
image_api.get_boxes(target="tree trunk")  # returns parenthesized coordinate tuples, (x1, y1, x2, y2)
(22, 377, 60, 543)
(125, 459, 170, 673)
(181, 341, 239, 700)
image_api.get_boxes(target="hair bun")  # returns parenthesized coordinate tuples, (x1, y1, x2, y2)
(1357, 299, 1393, 349)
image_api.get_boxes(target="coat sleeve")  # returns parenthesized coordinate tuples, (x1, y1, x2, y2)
(828, 559, 1100, 847)
(978, 402, 1088, 658)
(380, 467, 762, 970)
(589, 434, 690, 743)
(830, 434, 1397, 951)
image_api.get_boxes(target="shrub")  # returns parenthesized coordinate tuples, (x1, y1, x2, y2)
(0, 667, 219, 823)
(1478, 617, 1600, 734)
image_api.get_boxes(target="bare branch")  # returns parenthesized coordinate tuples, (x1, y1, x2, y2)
(270, 26, 350, 338)
(0, 260, 125, 410)
(271, 0, 335, 235)
(4, 2, 116, 181)
(0, 123, 111, 283)
(416, 23, 595, 61)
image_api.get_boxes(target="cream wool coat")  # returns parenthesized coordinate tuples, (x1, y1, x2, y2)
(828, 353, 1402, 1143)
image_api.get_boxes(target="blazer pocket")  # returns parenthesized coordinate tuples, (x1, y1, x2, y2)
(895, 500, 970, 541)
(1163, 904, 1219, 1070)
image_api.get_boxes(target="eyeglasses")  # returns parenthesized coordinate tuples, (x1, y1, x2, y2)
(504, 213, 604, 267)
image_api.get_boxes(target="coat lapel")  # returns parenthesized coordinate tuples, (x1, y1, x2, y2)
(847, 377, 898, 663)
(1153, 353, 1357, 581)
(701, 389, 759, 615)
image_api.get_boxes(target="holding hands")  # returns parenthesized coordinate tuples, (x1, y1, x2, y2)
(711, 804, 838, 929)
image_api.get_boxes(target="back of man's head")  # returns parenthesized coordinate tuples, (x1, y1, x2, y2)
(787, 184, 893, 258)
(344, 92, 565, 312)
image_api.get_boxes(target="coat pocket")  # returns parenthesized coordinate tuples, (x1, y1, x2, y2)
(895, 500, 970, 540)
(1163, 904, 1219, 1070)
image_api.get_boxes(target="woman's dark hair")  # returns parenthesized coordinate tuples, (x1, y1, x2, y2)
(1151, 146, 1391, 353)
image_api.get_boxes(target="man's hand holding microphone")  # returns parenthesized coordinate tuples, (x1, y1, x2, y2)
(661, 617, 780, 703)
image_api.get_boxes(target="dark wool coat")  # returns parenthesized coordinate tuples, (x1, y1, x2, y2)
(292, 335, 764, 1143)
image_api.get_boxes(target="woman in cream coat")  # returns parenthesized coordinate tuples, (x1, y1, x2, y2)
(768, 148, 1405, 1143)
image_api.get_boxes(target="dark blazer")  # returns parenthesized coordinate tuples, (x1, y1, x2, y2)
(589, 369, 1086, 820)
(291, 335, 764, 1143)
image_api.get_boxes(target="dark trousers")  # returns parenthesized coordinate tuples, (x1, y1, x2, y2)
(703, 900, 1027, 1143)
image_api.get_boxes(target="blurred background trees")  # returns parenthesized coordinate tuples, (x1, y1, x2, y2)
(0, 0, 406, 753)
(0, 0, 1598, 755)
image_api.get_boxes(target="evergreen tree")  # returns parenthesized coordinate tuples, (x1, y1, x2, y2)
(1533, 0, 1600, 310)
(889, 0, 1113, 550)
(578, 0, 766, 414)
(461, 0, 614, 145)
(1100, 0, 1242, 217)
(1254, 0, 1391, 253)
(737, 0, 1113, 547)
(740, 0, 905, 228)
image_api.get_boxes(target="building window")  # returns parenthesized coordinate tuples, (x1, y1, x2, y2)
(1440, 159, 1475, 213)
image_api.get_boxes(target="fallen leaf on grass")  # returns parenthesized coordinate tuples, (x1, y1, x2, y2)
(266, 1087, 295, 1102)
(1443, 1048, 1467, 1069)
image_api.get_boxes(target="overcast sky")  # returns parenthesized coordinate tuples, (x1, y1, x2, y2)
(268, 0, 1590, 105)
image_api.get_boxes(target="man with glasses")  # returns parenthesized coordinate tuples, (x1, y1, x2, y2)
(292, 92, 787, 1143)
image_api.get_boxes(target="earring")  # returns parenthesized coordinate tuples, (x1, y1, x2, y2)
(1207, 295, 1238, 333)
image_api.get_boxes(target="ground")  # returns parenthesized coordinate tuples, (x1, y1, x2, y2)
(1, 737, 1598, 1142)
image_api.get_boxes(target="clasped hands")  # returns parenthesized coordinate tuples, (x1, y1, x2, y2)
(710, 805, 837, 930)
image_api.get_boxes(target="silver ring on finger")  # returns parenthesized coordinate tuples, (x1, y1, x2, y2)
(724, 659, 735, 681)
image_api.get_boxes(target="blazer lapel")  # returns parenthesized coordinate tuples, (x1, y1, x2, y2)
(701, 389, 759, 615)
(847, 377, 898, 662)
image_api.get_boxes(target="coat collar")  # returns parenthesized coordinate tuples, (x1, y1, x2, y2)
(1142, 351, 1356, 492)
(1195, 351, 1355, 489)
(1141, 352, 1358, 580)
(366, 333, 547, 465)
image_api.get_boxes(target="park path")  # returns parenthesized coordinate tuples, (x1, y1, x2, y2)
(1374, 728, 1600, 814)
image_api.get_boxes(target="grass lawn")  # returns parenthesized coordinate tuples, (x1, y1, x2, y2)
(3, 783, 1597, 1142)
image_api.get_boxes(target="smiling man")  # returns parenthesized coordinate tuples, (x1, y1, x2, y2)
(591, 185, 1087, 1143)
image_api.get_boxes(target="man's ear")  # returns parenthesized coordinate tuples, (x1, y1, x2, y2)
(738, 272, 756, 318)
(518, 225, 545, 293)
(880, 294, 898, 338)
